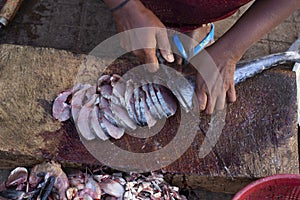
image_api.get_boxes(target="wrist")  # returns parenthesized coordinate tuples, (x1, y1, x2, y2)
(111, 0, 146, 18)
(213, 37, 245, 62)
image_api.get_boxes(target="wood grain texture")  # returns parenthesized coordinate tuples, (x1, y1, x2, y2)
(0, 44, 298, 193)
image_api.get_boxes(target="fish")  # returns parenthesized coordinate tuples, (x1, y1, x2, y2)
(234, 51, 300, 84)
(53, 38, 300, 140)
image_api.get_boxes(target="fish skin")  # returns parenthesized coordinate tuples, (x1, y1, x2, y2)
(98, 111, 110, 138)
(140, 89, 157, 128)
(141, 83, 162, 119)
(149, 83, 168, 118)
(138, 89, 148, 126)
(153, 84, 177, 117)
(101, 115, 125, 139)
(125, 80, 141, 126)
(234, 51, 300, 84)
(134, 84, 147, 126)
(99, 97, 119, 126)
(98, 96, 126, 139)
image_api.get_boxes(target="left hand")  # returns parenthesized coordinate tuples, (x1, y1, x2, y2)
(191, 43, 239, 114)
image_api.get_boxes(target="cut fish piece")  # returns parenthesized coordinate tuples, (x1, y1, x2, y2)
(100, 114, 125, 139)
(76, 94, 98, 140)
(138, 89, 149, 126)
(90, 105, 109, 141)
(110, 102, 137, 131)
(99, 84, 113, 97)
(125, 80, 141, 126)
(153, 84, 177, 116)
(140, 90, 157, 128)
(148, 83, 168, 118)
(141, 83, 162, 119)
(99, 97, 119, 126)
(52, 89, 72, 122)
(134, 85, 147, 126)
(97, 75, 110, 92)
(71, 84, 93, 122)
(53, 83, 90, 122)
(85, 85, 96, 100)
(111, 74, 126, 107)
(99, 77, 121, 106)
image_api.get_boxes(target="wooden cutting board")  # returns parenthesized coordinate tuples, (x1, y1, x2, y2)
(0, 44, 298, 193)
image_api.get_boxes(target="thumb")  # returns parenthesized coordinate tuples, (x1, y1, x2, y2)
(157, 29, 174, 63)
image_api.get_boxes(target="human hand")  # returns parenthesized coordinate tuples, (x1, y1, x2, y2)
(112, 0, 174, 71)
(190, 43, 239, 114)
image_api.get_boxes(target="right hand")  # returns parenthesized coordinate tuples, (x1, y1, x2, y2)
(112, 0, 174, 72)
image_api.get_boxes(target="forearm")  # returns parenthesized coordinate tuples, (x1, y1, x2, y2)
(103, 0, 145, 14)
(216, 0, 300, 60)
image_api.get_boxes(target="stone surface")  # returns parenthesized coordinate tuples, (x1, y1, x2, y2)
(0, 44, 298, 194)
(0, 0, 117, 54)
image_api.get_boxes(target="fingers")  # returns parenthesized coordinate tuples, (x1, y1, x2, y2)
(215, 91, 226, 111)
(144, 48, 159, 72)
(156, 29, 174, 63)
(196, 90, 208, 111)
(205, 93, 217, 115)
(226, 85, 236, 103)
(197, 81, 236, 114)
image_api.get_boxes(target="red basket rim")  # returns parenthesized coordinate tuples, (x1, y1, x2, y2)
(232, 174, 300, 200)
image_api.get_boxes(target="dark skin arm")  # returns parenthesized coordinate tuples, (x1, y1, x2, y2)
(103, 0, 300, 113)
(196, 0, 300, 114)
(103, 0, 174, 72)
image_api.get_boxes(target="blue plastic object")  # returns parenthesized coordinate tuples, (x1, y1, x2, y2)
(173, 23, 215, 62)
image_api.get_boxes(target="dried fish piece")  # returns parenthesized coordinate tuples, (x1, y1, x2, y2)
(100, 179, 125, 198)
(29, 161, 69, 200)
(6, 167, 28, 189)
(84, 177, 101, 199)
(66, 187, 78, 200)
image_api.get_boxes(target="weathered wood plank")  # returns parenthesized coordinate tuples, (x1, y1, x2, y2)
(0, 44, 298, 193)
